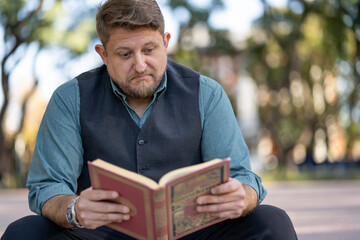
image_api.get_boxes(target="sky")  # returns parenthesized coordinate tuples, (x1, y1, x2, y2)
(1, 0, 287, 130)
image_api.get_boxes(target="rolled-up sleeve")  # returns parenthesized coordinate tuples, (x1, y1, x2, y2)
(26, 79, 83, 215)
(199, 75, 267, 204)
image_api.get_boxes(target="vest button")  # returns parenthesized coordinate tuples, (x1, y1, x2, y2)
(139, 166, 149, 173)
(138, 139, 145, 145)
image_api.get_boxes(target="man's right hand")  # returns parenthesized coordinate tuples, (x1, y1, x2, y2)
(41, 188, 130, 229)
(75, 187, 131, 229)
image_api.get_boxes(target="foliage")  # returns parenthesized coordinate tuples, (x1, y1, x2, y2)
(246, 0, 360, 167)
(0, 0, 97, 187)
(167, 0, 360, 172)
(168, 0, 237, 64)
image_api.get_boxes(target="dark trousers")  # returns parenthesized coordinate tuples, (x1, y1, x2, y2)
(1, 205, 297, 240)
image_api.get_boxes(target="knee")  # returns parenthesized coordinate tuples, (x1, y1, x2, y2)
(249, 205, 298, 240)
(2, 215, 64, 240)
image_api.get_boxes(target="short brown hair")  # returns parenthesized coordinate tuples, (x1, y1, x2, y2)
(96, 0, 165, 46)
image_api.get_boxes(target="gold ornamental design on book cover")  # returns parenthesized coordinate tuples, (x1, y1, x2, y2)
(169, 166, 225, 237)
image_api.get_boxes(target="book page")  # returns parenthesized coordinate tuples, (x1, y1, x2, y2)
(158, 159, 223, 187)
(91, 159, 159, 189)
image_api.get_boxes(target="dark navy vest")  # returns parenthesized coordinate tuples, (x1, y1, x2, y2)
(76, 61, 202, 192)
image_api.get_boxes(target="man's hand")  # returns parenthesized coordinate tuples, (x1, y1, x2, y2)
(75, 187, 130, 229)
(196, 178, 257, 219)
(41, 187, 130, 229)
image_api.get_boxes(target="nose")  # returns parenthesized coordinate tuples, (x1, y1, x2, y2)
(134, 53, 147, 73)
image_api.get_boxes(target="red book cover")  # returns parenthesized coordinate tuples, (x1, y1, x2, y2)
(89, 163, 158, 240)
(88, 158, 230, 240)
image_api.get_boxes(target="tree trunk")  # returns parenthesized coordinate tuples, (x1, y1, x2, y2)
(0, 133, 15, 187)
(1, 58, 16, 187)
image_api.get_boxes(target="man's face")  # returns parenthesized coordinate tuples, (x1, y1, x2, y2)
(96, 27, 171, 99)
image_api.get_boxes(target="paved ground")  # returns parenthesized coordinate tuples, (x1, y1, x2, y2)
(262, 181, 360, 240)
(1, 181, 360, 239)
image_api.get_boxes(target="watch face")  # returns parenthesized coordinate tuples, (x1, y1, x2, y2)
(66, 206, 74, 224)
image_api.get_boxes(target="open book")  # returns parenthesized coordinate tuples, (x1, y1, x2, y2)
(88, 158, 230, 240)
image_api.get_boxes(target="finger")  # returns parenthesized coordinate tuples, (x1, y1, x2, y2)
(81, 213, 130, 229)
(77, 200, 129, 214)
(86, 212, 130, 222)
(81, 188, 119, 201)
(78, 209, 131, 228)
(81, 212, 130, 224)
(211, 178, 243, 195)
(197, 188, 246, 205)
(210, 209, 243, 219)
(196, 201, 245, 214)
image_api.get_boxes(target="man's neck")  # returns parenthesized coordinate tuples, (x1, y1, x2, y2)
(127, 96, 152, 119)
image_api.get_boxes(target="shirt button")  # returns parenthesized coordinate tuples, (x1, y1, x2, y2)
(138, 139, 145, 145)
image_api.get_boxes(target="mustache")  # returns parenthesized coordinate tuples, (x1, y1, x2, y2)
(129, 70, 155, 80)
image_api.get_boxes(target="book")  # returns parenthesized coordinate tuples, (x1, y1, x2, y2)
(88, 158, 230, 240)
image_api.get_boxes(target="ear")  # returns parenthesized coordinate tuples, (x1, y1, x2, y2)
(95, 44, 107, 65)
(163, 32, 171, 51)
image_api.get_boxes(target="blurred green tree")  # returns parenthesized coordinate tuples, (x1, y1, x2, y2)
(168, 0, 360, 175)
(167, 0, 241, 114)
(0, 0, 97, 187)
(167, 0, 235, 71)
(246, 0, 360, 169)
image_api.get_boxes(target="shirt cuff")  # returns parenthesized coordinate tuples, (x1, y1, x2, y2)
(29, 183, 75, 215)
(232, 174, 267, 204)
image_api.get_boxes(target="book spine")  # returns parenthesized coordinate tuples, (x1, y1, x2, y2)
(154, 189, 169, 240)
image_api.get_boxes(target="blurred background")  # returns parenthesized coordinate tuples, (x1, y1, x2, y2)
(1, 0, 360, 188)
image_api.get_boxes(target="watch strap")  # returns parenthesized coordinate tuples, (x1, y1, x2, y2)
(66, 196, 84, 228)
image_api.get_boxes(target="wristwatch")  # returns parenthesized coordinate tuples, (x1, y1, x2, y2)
(66, 196, 84, 228)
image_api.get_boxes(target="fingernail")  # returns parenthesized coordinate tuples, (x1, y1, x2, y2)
(123, 215, 130, 221)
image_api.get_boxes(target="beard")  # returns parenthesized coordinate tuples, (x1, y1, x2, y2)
(117, 69, 165, 99)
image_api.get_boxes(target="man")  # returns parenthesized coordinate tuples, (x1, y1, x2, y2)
(2, 0, 297, 239)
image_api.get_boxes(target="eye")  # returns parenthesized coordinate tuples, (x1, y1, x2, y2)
(119, 52, 131, 59)
(144, 47, 154, 54)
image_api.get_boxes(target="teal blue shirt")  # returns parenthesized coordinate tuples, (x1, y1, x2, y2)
(27, 72, 267, 215)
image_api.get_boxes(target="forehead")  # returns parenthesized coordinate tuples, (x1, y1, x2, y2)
(106, 27, 163, 49)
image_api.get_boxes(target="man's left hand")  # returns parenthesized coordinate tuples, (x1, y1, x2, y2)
(196, 178, 257, 219)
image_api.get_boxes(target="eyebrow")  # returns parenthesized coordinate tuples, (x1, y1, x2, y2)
(114, 41, 159, 52)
